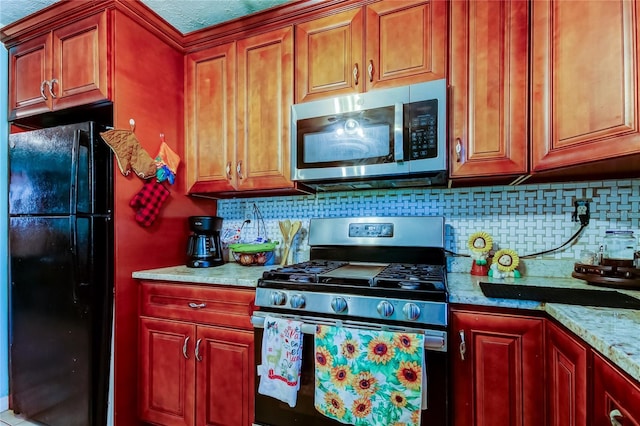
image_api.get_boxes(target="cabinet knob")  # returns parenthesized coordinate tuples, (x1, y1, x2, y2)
(48, 79, 58, 98)
(182, 336, 190, 359)
(368, 60, 374, 83)
(353, 63, 359, 86)
(188, 302, 206, 309)
(459, 330, 466, 360)
(195, 338, 203, 362)
(609, 409, 623, 426)
(40, 80, 48, 100)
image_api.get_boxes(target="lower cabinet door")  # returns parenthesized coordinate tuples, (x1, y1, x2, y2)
(139, 317, 196, 426)
(592, 352, 640, 426)
(196, 325, 255, 426)
(545, 321, 588, 426)
(450, 309, 545, 426)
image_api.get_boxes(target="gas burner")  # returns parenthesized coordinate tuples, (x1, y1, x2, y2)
(262, 260, 348, 283)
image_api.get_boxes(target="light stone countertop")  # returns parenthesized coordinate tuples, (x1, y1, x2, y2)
(132, 264, 640, 383)
(131, 263, 268, 287)
(448, 273, 640, 383)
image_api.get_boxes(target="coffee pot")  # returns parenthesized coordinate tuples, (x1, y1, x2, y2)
(186, 216, 224, 268)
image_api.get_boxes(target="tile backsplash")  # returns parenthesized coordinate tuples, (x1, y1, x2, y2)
(217, 179, 639, 271)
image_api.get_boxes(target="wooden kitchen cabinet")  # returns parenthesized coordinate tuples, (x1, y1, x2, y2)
(7, 11, 109, 120)
(185, 42, 237, 194)
(450, 308, 545, 426)
(185, 26, 295, 195)
(449, 0, 529, 181)
(531, 0, 640, 173)
(545, 321, 589, 426)
(138, 282, 255, 426)
(592, 352, 640, 426)
(295, 0, 446, 103)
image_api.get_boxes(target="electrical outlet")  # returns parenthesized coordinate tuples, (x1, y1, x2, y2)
(572, 199, 590, 226)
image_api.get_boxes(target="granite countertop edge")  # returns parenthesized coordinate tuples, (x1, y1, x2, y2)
(132, 265, 640, 383)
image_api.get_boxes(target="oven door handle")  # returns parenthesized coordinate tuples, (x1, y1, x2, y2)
(251, 314, 447, 352)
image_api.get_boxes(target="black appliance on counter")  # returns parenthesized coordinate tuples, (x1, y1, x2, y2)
(8, 122, 113, 426)
(252, 216, 449, 426)
(186, 215, 224, 268)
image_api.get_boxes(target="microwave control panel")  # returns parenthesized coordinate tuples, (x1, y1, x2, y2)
(405, 99, 438, 160)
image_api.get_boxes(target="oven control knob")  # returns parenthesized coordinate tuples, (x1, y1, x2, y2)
(290, 294, 306, 309)
(331, 297, 348, 313)
(377, 300, 394, 317)
(270, 291, 286, 306)
(403, 303, 421, 321)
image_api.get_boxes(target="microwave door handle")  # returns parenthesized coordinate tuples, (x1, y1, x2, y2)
(394, 102, 404, 162)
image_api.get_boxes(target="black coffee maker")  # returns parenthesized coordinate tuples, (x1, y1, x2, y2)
(186, 216, 224, 268)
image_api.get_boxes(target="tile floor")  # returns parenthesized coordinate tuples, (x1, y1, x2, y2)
(0, 410, 41, 426)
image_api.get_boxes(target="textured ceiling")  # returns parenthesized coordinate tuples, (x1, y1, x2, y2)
(0, 0, 292, 34)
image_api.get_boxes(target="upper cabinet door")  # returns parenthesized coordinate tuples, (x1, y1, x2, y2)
(236, 26, 294, 191)
(8, 33, 52, 117)
(295, 8, 364, 103)
(8, 11, 110, 120)
(185, 42, 237, 194)
(531, 0, 640, 172)
(449, 0, 529, 179)
(365, 0, 446, 91)
(50, 12, 109, 111)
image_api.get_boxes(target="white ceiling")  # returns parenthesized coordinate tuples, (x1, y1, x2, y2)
(0, 0, 292, 34)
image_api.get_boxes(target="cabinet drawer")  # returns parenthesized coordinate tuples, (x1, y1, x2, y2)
(140, 282, 254, 330)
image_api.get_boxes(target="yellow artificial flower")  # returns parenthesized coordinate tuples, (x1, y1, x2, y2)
(468, 231, 493, 253)
(493, 248, 520, 272)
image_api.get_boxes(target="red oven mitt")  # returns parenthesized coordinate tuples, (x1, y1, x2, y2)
(130, 181, 170, 227)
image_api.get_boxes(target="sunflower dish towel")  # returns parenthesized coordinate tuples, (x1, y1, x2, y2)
(314, 325, 425, 426)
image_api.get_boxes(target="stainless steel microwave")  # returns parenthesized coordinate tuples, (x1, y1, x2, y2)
(291, 79, 447, 190)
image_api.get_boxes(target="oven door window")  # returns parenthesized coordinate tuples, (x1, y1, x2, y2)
(296, 106, 396, 169)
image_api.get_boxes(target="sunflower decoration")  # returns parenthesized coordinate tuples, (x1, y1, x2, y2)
(489, 248, 522, 278)
(468, 231, 493, 264)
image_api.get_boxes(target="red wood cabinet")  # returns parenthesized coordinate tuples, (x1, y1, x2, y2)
(450, 308, 545, 426)
(531, 0, 640, 172)
(185, 42, 237, 194)
(138, 282, 255, 426)
(295, 0, 446, 102)
(592, 352, 640, 426)
(7, 11, 109, 120)
(449, 0, 528, 180)
(545, 321, 589, 426)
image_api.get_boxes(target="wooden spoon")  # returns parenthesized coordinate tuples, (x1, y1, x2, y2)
(281, 221, 302, 265)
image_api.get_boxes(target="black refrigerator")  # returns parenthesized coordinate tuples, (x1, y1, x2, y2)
(8, 122, 113, 426)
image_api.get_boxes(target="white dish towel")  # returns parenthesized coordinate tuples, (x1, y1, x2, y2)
(257, 316, 304, 407)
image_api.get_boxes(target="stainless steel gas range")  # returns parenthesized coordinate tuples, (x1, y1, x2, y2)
(252, 216, 449, 426)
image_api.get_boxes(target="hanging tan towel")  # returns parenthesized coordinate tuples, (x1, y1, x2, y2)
(99, 129, 156, 179)
(314, 325, 425, 426)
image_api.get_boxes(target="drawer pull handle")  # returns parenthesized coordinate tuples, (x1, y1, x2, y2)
(40, 80, 48, 100)
(353, 63, 359, 85)
(195, 338, 203, 362)
(182, 336, 190, 359)
(459, 330, 466, 361)
(188, 302, 206, 309)
(610, 409, 623, 426)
